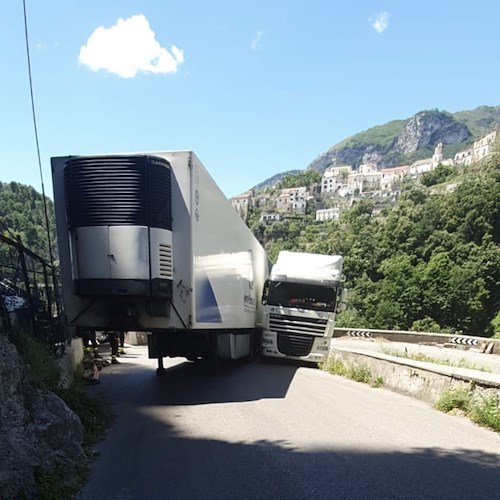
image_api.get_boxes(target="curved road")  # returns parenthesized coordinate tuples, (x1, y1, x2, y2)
(79, 345, 500, 500)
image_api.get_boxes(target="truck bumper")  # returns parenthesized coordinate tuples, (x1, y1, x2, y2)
(261, 329, 330, 363)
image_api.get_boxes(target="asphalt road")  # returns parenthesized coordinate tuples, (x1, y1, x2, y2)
(78, 345, 500, 500)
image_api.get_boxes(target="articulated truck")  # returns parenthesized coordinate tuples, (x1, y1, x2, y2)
(51, 151, 270, 373)
(261, 251, 346, 362)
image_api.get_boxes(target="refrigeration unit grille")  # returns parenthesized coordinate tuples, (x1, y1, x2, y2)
(277, 333, 314, 357)
(158, 243, 173, 279)
(64, 155, 171, 230)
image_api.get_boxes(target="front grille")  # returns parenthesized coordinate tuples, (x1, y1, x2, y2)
(158, 243, 173, 279)
(277, 333, 314, 356)
(269, 314, 327, 336)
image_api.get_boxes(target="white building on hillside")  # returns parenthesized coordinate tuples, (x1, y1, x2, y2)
(408, 158, 433, 178)
(358, 163, 381, 192)
(321, 165, 352, 194)
(380, 165, 408, 192)
(260, 213, 281, 223)
(231, 192, 253, 220)
(454, 129, 497, 166)
(276, 186, 308, 213)
(315, 207, 340, 222)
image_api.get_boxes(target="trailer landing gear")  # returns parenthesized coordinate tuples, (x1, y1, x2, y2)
(156, 356, 166, 376)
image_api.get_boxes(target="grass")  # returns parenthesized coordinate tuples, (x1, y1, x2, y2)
(322, 356, 383, 388)
(435, 386, 471, 413)
(14, 330, 61, 388)
(435, 386, 500, 433)
(381, 347, 492, 373)
(56, 367, 109, 448)
(13, 330, 109, 498)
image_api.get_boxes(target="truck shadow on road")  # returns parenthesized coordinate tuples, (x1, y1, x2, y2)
(95, 354, 305, 406)
(149, 358, 301, 405)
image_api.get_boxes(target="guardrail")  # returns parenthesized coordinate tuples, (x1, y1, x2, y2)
(333, 327, 500, 354)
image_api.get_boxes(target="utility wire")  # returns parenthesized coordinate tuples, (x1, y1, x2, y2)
(22, 0, 55, 269)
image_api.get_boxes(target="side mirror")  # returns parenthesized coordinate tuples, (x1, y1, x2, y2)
(337, 288, 348, 312)
(261, 279, 270, 305)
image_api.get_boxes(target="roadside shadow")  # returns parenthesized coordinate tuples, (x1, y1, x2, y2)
(149, 358, 299, 405)
(79, 406, 500, 500)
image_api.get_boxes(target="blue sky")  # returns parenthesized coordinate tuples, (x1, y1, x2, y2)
(1, 0, 499, 200)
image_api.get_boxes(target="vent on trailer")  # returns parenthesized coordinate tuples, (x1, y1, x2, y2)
(158, 243, 173, 279)
(63, 155, 173, 298)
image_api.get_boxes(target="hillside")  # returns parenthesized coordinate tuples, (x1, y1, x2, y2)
(306, 105, 500, 173)
(252, 105, 500, 190)
(0, 182, 56, 265)
(252, 170, 301, 190)
(247, 141, 500, 337)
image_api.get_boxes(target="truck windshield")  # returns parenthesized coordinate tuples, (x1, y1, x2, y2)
(267, 281, 337, 312)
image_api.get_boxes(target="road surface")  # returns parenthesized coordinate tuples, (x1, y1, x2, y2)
(78, 345, 500, 500)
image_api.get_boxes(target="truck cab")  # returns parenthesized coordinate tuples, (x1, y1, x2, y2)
(261, 251, 346, 362)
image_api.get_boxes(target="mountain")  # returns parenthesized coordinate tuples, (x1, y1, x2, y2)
(307, 106, 500, 173)
(251, 170, 301, 191)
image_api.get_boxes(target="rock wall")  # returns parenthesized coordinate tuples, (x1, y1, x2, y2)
(394, 111, 470, 154)
(0, 334, 88, 499)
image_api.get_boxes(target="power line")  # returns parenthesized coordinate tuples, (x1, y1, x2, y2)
(22, 0, 55, 269)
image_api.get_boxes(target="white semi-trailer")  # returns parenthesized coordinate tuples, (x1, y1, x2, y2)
(51, 151, 270, 373)
(261, 251, 346, 362)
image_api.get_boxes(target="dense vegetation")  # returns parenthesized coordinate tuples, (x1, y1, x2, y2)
(336, 119, 407, 151)
(0, 182, 56, 255)
(453, 105, 500, 138)
(0, 181, 57, 276)
(249, 141, 500, 338)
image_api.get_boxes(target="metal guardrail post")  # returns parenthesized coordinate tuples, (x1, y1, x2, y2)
(17, 236, 37, 338)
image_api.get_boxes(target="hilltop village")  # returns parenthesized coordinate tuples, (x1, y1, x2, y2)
(231, 129, 498, 223)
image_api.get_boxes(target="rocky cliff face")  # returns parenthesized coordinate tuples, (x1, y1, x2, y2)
(394, 111, 470, 154)
(0, 334, 87, 499)
(307, 110, 473, 173)
(306, 144, 385, 173)
(251, 105, 499, 193)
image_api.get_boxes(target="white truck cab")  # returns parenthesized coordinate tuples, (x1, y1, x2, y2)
(261, 251, 346, 362)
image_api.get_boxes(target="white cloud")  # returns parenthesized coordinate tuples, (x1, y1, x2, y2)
(251, 31, 263, 51)
(79, 14, 184, 78)
(372, 12, 389, 34)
